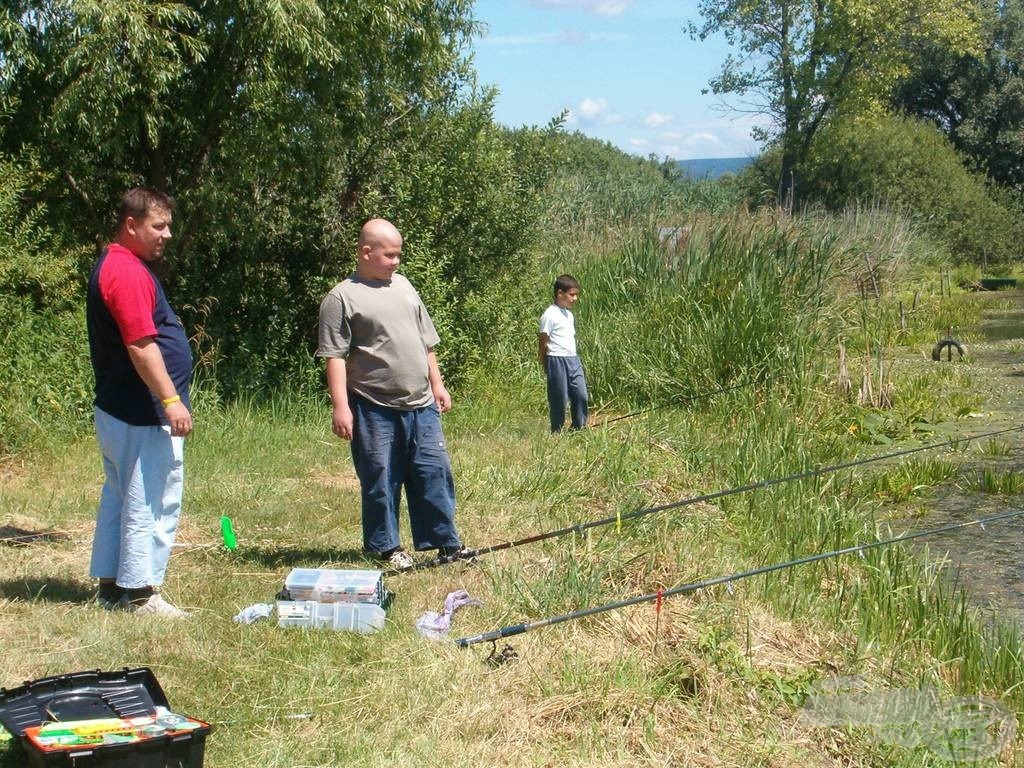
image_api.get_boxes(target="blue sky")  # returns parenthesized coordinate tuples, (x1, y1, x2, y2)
(470, 0, 768, 160)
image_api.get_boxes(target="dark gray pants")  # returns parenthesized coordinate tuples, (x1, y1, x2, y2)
(545, 355, 588, 431)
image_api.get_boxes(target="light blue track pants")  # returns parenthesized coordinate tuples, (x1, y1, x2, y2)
(89, 407, 184, 588)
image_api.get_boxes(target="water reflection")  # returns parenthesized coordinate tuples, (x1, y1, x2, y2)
(975, 290, 1024, 342)
(898, 292, 1024, 623)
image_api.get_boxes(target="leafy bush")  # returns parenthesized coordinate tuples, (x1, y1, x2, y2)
(797, 113, 1022, 265)
(0, 154, 92, 455)
(348, 95, 558, 380)
(172, 94, 558, 397)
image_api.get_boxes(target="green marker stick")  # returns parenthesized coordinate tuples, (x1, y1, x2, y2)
(221, 515, 237, 550)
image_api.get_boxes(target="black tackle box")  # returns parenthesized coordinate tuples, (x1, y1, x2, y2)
(0, 667, 209, 767)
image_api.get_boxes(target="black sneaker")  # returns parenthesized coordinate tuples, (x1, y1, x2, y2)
(436, 545, 474, 564)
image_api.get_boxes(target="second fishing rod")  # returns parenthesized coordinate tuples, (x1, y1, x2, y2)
(390, 424, 1024, 576)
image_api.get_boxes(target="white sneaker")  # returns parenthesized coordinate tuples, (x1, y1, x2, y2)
(385, 549, 415, 570)
(120, 593, 189, 617)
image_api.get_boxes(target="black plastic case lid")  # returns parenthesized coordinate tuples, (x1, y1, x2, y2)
(0, 668, 169, 737)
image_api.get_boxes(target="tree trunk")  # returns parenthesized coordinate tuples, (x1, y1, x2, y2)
(777, 141, 799, 212)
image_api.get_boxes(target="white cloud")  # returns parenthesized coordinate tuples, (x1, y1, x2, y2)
(644, 112, 674, 128)
(566, 97, 622, 127)
(685, 131, 722, 149)
(579, 97, 608, 120)
(629, 138, 649, 148)
(557, 29, 588, 45)
(530, 0, 635, 16)
(480, 33, 557, 47)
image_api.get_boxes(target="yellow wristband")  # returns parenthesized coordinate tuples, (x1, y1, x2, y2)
(161, 394, 181, 407)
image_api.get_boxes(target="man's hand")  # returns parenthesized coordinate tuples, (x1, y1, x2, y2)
(433, 384, 452, 413)
(165, 400, 193, 437)
(332, 405, 354, 440)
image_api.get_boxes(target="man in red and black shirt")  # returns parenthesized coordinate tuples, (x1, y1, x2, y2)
(86, 187, 193, 617)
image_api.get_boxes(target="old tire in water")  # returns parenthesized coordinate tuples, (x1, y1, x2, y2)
(932, 338, 966, 361)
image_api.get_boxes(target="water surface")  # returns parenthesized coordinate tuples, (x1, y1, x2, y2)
(898, 291, 1024, 623)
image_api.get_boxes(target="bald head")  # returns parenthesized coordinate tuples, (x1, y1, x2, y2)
(356, 218, 403, 281)
(359, 219, 402, 249)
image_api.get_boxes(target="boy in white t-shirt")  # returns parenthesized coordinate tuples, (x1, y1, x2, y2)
(538, 274, 589, 431)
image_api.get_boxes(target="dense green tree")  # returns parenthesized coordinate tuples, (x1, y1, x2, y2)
(0, 152, 92, 455)
(1, 1, 556, 393)
(2, 0, 475, 247)
(893, 0, 1024, 193)
(690, 0, 982, 208)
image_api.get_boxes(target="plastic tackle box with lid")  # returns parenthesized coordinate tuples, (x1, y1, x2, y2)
(0, 667, 209, 768)
(282, 568, 384, 605)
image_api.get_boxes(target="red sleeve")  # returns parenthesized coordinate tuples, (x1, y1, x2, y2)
(98, 253, 158, 345)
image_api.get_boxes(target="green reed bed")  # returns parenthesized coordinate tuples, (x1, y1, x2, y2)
(965, 468, 1024, 495)
(863, 458, 962, 504)
(847, 543, 1024, 701)
(577, 214, 836, 414)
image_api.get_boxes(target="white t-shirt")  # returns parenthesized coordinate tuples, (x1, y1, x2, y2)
(539, 304, 577, 357)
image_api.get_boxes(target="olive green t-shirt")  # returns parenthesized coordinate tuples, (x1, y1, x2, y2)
(316, 273, 440, 409)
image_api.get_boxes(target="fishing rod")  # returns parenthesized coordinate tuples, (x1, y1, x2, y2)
(393, 424, 1024, 576)
(456, 508, 1024, 647)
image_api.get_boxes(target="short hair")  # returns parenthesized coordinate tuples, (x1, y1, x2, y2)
(117, 186, 174, 227)
(553, 274, 580, 298)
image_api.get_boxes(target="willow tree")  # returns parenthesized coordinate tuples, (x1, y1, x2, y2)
(690, 0, 982, 208)
(1, 0, 476, 250)
(1, 2, 557, 391)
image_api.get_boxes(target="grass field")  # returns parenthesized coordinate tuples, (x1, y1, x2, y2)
(3, 339, 1024, 766)
(3, 220, 1024, 766)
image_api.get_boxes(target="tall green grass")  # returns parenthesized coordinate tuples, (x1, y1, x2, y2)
(575, 214, 836, 413)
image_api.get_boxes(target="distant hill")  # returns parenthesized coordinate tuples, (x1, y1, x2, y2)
(677, 157, 752, 179)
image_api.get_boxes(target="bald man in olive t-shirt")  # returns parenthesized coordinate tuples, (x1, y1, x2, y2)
(317, 219, 465, 570)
